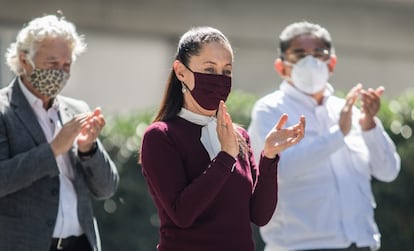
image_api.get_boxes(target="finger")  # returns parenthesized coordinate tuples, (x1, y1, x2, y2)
(275, 113, 288, 130)
(95, 116, 106, 129)
(346, 83, 362, 98)
(221, 102, 234, 130)
(222, 109, 234, 133)
(93, 107, 102, 116)
(88, 118, 99, 133)
(360, 90, 374, 104)
(289, 134, 302, 145)
(217, 101, 224, 122)
(74, 112, 91, 123)
(74, 114, 88, 121)
(217, 101, 229, 131)
(375, 86, 385, 97)
(224, 112, 232, 129)
(346, 85, 361, 106)
(221, 101, 228, 123)
(94, 118, 105, 133)
(367, 88, 378, 99)
(293, 122, 306, 140)
(299, 115, 306, 132)
(361, 89, 380, 110)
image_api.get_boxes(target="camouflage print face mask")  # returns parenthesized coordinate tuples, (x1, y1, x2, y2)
(29, 68, 70, 98)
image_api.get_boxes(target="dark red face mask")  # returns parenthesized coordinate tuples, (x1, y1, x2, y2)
(182, 67, 232, 111)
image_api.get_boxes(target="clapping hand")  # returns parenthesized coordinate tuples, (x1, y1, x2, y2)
(77, 107, 106, 152)
(216, 101, 239, 158)
(339, 84, 384, 135)
(50, 113, 89, 156)
(263, 114, 306, 159)
(50, 107, 106, 156)
(359, 86, 384, 130)
(339, 84, 362, 136)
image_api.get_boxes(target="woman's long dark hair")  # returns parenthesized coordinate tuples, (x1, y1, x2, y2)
(153, 27, 231, 122)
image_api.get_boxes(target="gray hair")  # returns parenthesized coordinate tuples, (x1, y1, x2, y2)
(5, 14, 87, 75)
(278, 21, 334, 58)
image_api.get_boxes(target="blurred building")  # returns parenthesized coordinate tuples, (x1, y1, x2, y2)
(0, 0, 413, 114)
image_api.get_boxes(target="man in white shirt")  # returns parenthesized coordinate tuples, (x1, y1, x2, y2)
(0, 14, 119, 251)
(248, 21, 400, 251)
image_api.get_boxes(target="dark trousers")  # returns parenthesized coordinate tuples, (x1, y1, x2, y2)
(49, 234, 92, 251)
(299, 243, 371, 251)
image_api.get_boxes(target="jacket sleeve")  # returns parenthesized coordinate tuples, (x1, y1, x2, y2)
(77, 139, 119, 199)
(68, 100, 119, 199)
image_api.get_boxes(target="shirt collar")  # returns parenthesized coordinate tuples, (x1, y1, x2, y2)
(178, 108, 215, 126)
(280, 80, 334, 107)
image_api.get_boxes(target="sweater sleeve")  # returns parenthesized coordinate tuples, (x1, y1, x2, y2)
(245, 129, 279, 226)
(140, 123, 236, 228)
(251, 153, 279, 226)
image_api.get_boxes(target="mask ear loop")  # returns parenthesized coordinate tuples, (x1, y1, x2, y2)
(25, 54, 36, 69)
(179, 61, 194, 93)
(180, 61, 194, 73)
(21, 53, 35, 77)
(283, 60, 294, 67)
(280, 59, 294, 83)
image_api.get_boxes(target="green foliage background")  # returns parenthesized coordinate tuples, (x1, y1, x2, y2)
(93, 90, 414, 251)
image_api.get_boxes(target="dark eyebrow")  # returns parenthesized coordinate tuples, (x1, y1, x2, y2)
(291, 48, 327, 53)
(291, 48, 306, 53)
(202, 61, 232, 67)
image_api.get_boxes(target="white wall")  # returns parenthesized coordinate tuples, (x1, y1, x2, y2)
(63, 34, 172, 115)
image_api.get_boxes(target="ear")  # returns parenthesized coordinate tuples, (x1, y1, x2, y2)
(173, 60, 186, 82)
(327, 55, 337, 73)
(19, 52, 29, 68)
(274, 58, 287, 78)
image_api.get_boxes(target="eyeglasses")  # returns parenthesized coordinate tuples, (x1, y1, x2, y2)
(283, 48, 331, 63)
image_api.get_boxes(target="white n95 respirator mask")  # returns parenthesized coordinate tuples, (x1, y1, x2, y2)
(289, 55, 329, 94)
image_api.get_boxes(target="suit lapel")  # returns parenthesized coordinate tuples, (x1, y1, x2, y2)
(57, 99, 82, 170)
(58, 100, 76, 124)
(10, 80, 47, 145)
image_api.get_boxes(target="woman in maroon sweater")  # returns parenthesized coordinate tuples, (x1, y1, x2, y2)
(140, 27, 305, 251)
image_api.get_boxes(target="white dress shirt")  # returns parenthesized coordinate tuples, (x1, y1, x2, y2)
(248, 81, 400, 251)
(18, 79, 83, 238)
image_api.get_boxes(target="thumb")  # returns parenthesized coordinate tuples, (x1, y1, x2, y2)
(275, 113, 288, 130)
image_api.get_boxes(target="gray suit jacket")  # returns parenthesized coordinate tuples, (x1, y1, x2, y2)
(0, 79, 119, 251)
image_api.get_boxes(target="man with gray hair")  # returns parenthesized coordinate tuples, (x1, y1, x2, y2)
(0, 14, 119, 251)
(248, 21, 400, 251)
